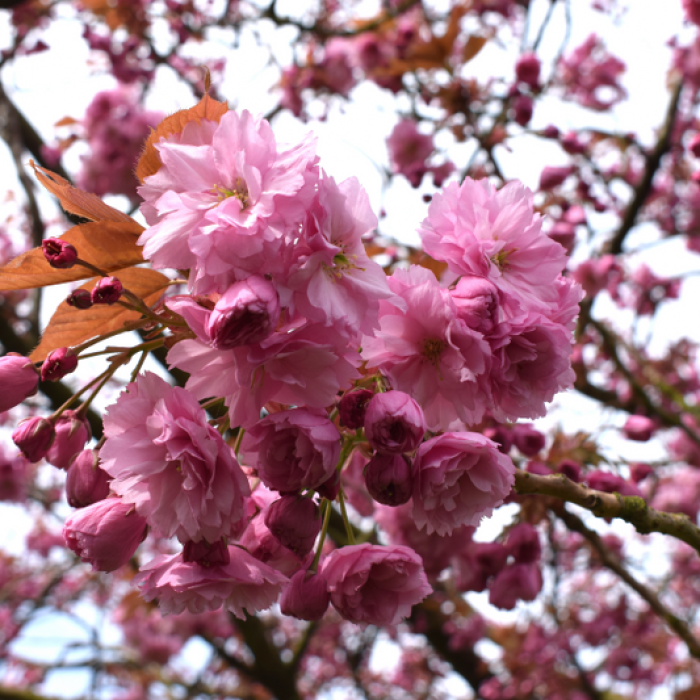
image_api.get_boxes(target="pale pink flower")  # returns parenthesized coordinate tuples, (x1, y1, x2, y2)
(418, 178, 567, 310)
(63, 498, 147, 572)
(322, 543, 432, 626)
(374, 503, 475, 578)
(168, 318, 361, 428)
(489, 313, 575, 421)
(279, 174, 397, 336)
(361, 265, 492, 431)
(138, 109, 319, 293)
(240, 408, 340, 492)
(100, 372, 250, 543)
(412, 432, 515, 536)
(134, 546, 287, 617)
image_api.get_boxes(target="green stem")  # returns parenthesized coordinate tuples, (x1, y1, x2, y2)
(73, 319, 151, 354)
(51, 366, 113, 420)
(337, 485, 355, 545)
(310, 499, 332, 573)
(129, 349, 149, 383)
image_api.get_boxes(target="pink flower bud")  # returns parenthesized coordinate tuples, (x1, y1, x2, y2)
(364, 391, 425, 454)
(46, 410, 91, 470)
(0, 354, 39, 412)
(539, 166, 575, 191)
(451, 277, 500, 334)
(66, 289, 93, 309)
(206, 276, 280, 349)
(505, 523, 541, 563)
(65, 449, 110, 508)
(547, 221, 576, 254)
(12, 417, 55, 462)
(63, 497, 147, 572)
(91, 276, 123, 305)
(41, 348, 78, 382)
(511, 423, 545, 456)
(317, 471, 340, 500)
(586, 470, 642, 497)
(511, 94, 533, 126)
(631, 462, 653, 483)
(182, 538, 231, 567)
(483, 426, 512, 453)
(280, 569, 330, 621)
(558, 459, 581, 482)
(264, 496, 322, 556)
(338, 389, 374, 430)
(623, 415, 655, 442)
(42, 238, 78, 269)
(364, 453, 413, 506)
(515, 52, 541, 89)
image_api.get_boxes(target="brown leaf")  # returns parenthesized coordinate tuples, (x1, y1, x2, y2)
(136, 93, 229, 183)
(0, 220, 145, 291)
(31, 268, 170, 362)
(462, 35, 488, 63)
(54, 116, 79, 127)
(30, 161, 135, 223)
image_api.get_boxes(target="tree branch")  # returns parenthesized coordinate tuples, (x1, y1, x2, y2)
(554, 503, 700, 659)
(514, 470, 700, 553)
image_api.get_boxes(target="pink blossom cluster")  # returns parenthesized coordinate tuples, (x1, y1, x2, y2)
(77, 86, 164, 200)
(54, 103, 582, 626)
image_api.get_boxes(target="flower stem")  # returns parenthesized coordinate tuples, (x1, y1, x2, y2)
(337, 485, 355, 545)
(310, 499, 333, 573)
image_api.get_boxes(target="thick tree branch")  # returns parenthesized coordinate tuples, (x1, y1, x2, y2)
(554, 503, 700, 659)
(514, 470, 700, 553)
(605, 78, 682, 255)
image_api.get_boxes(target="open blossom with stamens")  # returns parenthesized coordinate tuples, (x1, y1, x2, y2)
(279, 173, 398, 336)
(418, 178, 568, 311)
(361, 265, 492, 431)
(100, 372, 250, 543)
(138, 109, 319, 294)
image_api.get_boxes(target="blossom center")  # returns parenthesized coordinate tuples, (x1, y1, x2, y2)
(491, 246, 516, 271)
(213, 178, 249, 209)
(422, 338, 446, 366)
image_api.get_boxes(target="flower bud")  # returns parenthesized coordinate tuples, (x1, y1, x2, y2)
(66, 289, 93, 309)
(539, 166, 575, 191)
(12, 417, 55, 462)
(280, 569, 330, 621)
(557, 459, 581, 482)
(46, 410, 91, 470)
(182, 538, 231, 567)
(66, 449, 110, 507)
(511, 94, 533, 126)
(264, 495, 322, 556)
(364, 391, 425, 454)
(631, 462, 653, 483)
(63, 497, 147, 572)
(515, 52, 541, 89)
(547, 221, 576, 254)
(338, 389, 374, 430)
(505, 523, 541, 564)
(511, 423, 545, 456)
(489, 562, 542, 610)
(206, 276, 280, 349)
(91, 276, 123, 305)
(317, 471, 340, 500)
(0, 354, 39, 412)
(41, 348, 78, 382)
(623, 415, 655, 442)
(451, 277, 499, 335)
(42, 238, 77, 269)
(364, 453, 413, 506)
(483, 425, 512, 454)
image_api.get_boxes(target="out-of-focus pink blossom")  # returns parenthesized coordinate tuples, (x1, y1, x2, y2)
(63, 498, 147, 572)
(0, 354, 39, 412)
(412, 432, 515, 535)
(0, 449, 29, 502)
(134, 547, 288, 617)
(557, 34, 626, 111)
(515, 52, 541, 89)
(505, 523, 541, 563)
(586, 470, 642, 497)
(489, 562, 543, 609)
(101, 372, 250, 543)
(683, 0, 700, 27)
(386, 120, 434, 186)
(651, 467, 700, 520)
(322, 543, 432, 626)
(623, 415, 656, 442)
(241, 408, 340, 492)
(511, 423, 545, 456)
